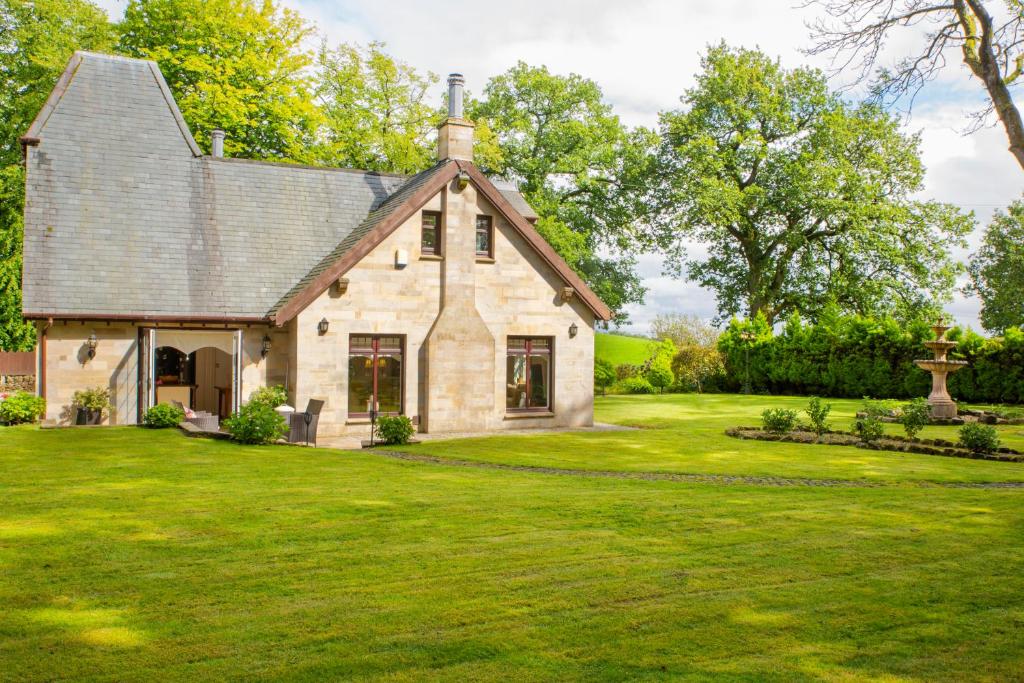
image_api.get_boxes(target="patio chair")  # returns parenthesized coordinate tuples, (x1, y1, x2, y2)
(288, 399, 325, 446)
(172, 400, 219, 431)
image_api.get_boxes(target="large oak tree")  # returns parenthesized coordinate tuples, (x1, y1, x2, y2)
(653, 44, 972, 325)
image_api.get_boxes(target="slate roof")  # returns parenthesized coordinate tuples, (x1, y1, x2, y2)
(20, 52, 603, 322)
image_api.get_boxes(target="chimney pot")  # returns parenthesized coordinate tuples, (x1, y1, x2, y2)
(211, 129, 225, 158)
(447, 73, 465, 119)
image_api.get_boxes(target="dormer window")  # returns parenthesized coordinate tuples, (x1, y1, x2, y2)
(475, 215, 493, 258)
(421, 211, 441, 255)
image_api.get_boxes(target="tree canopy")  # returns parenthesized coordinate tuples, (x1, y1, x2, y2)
(967, 198, 1024, 332)
(653, 44, 972, 325)
(470, 63, 657, 323)
(118, 0, 319, 161)
(314, 41, 439, 174)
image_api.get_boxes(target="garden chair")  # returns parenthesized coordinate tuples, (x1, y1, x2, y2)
(288, 399, 325, 446)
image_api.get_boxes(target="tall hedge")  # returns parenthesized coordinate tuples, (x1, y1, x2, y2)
(718, 312, 1024, 403)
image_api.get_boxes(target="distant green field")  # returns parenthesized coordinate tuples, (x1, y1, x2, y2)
(595, 332, 653, 366)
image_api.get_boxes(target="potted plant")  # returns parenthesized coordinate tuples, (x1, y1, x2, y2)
(72, 387, 112, 425)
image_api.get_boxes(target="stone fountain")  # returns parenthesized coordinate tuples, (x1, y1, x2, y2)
(914, 319, 968, 419)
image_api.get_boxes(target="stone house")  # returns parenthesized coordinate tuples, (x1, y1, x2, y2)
(19, 52, 611, 436)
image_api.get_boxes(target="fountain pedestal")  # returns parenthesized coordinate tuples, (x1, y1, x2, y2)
(913, 321, 967, 419)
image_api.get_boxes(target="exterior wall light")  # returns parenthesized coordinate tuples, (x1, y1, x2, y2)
(317, 318, 329, 336)
(569, 322, 578, 338)
(86, 332, 98, 360)
(457, 169, 470, 189)
(261, 335, 272, 358)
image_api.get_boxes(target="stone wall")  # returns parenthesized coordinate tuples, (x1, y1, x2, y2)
(1, 375, 35, 393)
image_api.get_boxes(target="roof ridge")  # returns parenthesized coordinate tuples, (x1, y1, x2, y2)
(74, 50, 157, 66)
(203, 156, 412, 179)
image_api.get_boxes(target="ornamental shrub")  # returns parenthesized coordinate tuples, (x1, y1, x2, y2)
(620, 376, 655, 394)
(645, 357, 674, 394)
(959, 422, 1000, 454)
(900, 397, 931, 439)
(761, 408, 798, 434)
(805, 396, 832, 436)
(375, 415, 415, 445)
(852, 415, 884, 443)
(223, 403, 287, 445)
(248, 385, 288, 409)
(0, 391, 46, 425)
(142, 403, 184, 428)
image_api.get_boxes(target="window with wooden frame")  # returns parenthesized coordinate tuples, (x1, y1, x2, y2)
(506, 337, 552, 411)
(348, 335, 404, 417)
(421, 211, 441, 256)
(475, 215, 493, 258)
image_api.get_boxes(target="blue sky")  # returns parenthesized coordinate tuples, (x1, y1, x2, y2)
(96, 0, 1024, 334)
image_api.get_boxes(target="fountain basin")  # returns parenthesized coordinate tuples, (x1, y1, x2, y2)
(914, 359, 968, 372)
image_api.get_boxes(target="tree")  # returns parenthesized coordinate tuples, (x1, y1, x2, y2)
(470, 63, 658, 323)
(0, 0, 114, 349)
(315, 42, 439, 174)
(672, 343, 724, 394)
(805, 0, 1024, 170)
(967, 198, 1024, 332)
(646, 356, 674, 394)
(594, 357, 615, 396)
(651, 313, 720, 349)
(118, 0, 319, 161)
(654, 44, 972, 325)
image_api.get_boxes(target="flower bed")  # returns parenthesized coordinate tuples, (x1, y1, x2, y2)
(725, 427, 1024, 463)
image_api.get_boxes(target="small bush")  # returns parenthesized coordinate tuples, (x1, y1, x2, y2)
(959, 422, 1000, 454)
(761, 408, 798, 434)
(862, 398, 899, 418)
(852, 415, 884, 443)
(375, 415, 415, 445)
(248, 385, 288, 409)
(594, 358, 615, 396)
(645, 358, 674, 394)
(224, 403, 287, 445)
(72, 386, 111, 414)
(900, 398, 931, 439)
(805, 397, 831, 436)
(0, 391, 46, 425)
(142, 403, 184, 428)
(620, 376, 655, 394)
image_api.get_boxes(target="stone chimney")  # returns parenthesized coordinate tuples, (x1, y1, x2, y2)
(211, 129, 225, 158)
(437, 73, 474, 161)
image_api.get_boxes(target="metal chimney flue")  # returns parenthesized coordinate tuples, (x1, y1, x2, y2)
(211, 129, 225, 158)
(447, 73, 465, 119)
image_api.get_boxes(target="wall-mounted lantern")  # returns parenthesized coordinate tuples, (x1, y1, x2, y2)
(86, 332, 98, 360)
(457, 169, 470, 190)
(261, 335, 272, 358)
(569, 322, 579, 339)
(317, 318, 329, 336)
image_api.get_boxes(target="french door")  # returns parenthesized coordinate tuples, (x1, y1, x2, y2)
(348, 335, 403, 417)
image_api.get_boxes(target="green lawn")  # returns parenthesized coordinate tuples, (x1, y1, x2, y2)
(2, 396, 1024, 681)
(595, 331, 653, 366)
(401, 394, 1024, 484)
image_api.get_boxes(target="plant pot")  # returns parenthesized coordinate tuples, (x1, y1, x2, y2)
(74, 407, 103, 425)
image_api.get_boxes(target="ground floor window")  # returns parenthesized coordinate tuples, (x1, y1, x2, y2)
(506, 337, 551, 411)
(348, 335, 403, 417)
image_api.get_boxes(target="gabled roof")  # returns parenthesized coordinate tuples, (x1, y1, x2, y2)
(21, 51, 612, 323)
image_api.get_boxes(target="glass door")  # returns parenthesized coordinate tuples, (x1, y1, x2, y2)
(348, 335, 404, 417)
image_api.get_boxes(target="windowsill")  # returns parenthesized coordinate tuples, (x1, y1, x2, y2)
(420, 254, 444, 261)
(475, 256, 495, 263)
(504, 411, 555, 420)
(346, 418, 372, 425)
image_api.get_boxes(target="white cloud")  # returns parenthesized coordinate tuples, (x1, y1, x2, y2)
(92, 0, 1022, 333)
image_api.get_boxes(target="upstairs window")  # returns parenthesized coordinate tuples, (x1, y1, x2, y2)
(421, 211, 441, 255)
(506, 337, 551, 411)
(475, 215, 493, 258)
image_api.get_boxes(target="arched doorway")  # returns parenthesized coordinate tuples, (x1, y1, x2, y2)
(140, 329, 241, 420)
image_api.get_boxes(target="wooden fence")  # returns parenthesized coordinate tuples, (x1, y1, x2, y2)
(0, 351, 35, 376)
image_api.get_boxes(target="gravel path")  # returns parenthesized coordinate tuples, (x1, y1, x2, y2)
(368, 449, 1024, 489)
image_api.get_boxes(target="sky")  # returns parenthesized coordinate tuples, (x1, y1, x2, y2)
(96, 0, 1024, 335)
